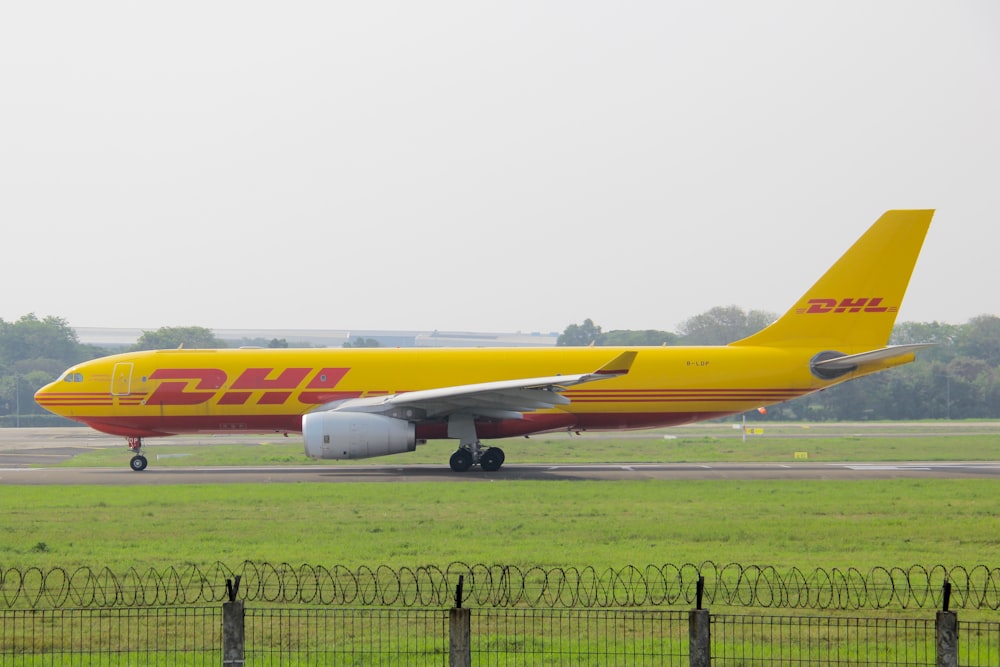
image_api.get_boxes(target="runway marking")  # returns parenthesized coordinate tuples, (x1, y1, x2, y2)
(0, 453, 73, 457)
(843, 465, 932, 471)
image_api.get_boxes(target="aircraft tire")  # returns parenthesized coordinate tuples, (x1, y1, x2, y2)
(449, 449, 473, 473)
(129, 455, 148, 472)
(480, 448, 504, 472)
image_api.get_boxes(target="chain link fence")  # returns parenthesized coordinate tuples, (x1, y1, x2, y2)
(2, 607, 997, 665)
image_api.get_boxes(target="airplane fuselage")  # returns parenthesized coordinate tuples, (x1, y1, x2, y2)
(36, 344, 852, 440)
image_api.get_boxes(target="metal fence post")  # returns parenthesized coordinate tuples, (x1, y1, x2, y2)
(936, 580, 957, 667)
(450, 575, 471, 667)
(223, 576, 245, 667)
(689, 575, 710, 667)
(450, 607, 471, 667)
(222, 601, 245, 666)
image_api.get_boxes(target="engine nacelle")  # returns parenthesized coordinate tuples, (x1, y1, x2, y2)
(303, 412, 416, 460)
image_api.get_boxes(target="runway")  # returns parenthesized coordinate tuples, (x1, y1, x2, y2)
(1, 427, 999, 485)
(2, 461, 1000, 485)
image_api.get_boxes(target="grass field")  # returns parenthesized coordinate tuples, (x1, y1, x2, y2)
(2, 424, 998, 663)
(3, 423, 999, 574)
(52, 420, 1000, 468)
(4, 477, 999, 572)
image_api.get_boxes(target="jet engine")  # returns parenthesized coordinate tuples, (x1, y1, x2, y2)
(302, 411, 416, 460)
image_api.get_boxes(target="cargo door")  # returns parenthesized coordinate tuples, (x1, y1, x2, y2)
(112, 362, 133, 397)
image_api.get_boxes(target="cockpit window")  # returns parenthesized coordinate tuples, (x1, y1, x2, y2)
(63, 373, 84, 382)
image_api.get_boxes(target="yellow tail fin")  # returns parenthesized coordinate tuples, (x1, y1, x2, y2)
(731, 210, 934, 350)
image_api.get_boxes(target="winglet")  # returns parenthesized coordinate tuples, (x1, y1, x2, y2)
(592, 351, 637, 377)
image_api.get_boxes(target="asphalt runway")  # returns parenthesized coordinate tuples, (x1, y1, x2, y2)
(1, 427, 999, 485)
(4, 461, 1000, 486)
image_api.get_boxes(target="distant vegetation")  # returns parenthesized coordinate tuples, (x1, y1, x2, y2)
(1, 310, 998, 426)
(556, 306, 777, 347)
(128, 325, 228, 351)
(0, 315, 104, 426)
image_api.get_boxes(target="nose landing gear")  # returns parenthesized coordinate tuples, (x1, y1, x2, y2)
(127, 436, 148, 471)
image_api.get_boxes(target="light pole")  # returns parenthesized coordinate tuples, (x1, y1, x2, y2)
(13, 373, 19, 428)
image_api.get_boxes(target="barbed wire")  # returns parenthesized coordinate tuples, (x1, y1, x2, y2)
(1, 561, 998, 611)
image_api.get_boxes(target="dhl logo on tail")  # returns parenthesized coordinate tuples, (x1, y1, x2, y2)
(797, 298, 897, 314)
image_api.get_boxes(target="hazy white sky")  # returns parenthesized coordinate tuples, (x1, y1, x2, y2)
(2, 2, 998, 334)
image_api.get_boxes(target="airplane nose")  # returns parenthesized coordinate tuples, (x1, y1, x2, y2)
(34, 382, 51, 401)
(34, 377, 65, 414)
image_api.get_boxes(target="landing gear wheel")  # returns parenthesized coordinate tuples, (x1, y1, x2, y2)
(129, 455, 148, 472)
(449, 449, 474, 473)
(480, 447, 505, 472)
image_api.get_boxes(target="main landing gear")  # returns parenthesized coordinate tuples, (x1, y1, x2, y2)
(447, 415, 505, 472)
(127, 436, 148, 472)
(449, 444, 506, 473)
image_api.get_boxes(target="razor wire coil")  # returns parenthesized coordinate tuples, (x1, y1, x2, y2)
(1, 561, 998, 610)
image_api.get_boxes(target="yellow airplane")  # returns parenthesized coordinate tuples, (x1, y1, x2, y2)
(36, 209, 934, 472)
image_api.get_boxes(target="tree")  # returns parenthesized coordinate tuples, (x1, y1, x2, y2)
(955, 315, 1000, 366)
(0, 315, 104, 422)
(0, 314, 84, 366)
(129, 327, 227, 351)
(890, 320, 958, 364)
(231, 337, 295, 348)
(600, 329, 679, 346)
(343, 337, 381, 348)
(677, 306, 776, 345)
(557, 319, 602, 346)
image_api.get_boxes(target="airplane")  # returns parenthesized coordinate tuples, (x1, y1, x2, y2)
(35, 209, 934, 473)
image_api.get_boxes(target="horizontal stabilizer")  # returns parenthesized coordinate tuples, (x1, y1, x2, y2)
(813, 344, 934, 371)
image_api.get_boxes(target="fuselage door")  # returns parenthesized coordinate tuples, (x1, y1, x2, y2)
(112, 363, 133, 397)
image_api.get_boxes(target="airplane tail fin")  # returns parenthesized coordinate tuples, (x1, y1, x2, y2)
(731, 210, 934, 350)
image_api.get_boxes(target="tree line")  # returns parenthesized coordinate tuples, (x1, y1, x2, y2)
(1, 310, 998, 426)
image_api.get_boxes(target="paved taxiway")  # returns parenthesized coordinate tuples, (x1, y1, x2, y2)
(2, 462, 1000, 485)
(1, 428, 999, 485)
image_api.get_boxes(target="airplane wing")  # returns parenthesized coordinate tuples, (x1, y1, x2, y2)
(318, 351, 637, 421)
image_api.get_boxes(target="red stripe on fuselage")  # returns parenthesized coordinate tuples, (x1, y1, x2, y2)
(73, 410, 736, 440)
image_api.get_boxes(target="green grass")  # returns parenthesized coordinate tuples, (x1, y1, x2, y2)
(4, 426, 1000, 662)
(6, 424, 1000, 573)
(52, 423, 1000, 468)
(2, 478, 998, 572)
